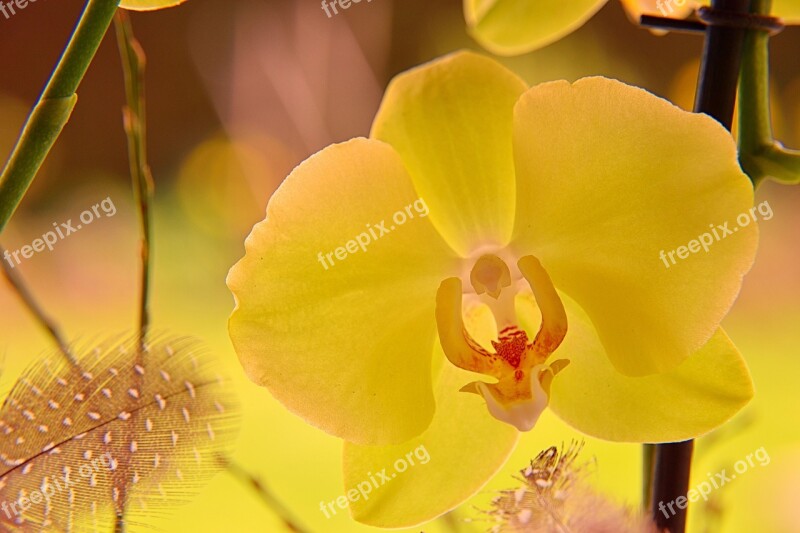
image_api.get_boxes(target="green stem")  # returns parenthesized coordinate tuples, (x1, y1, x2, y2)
(738, 0, 773, 151)
(738, 0, 800, 185)
(742, 144, 800, 184)
(0, 0, 121, 234)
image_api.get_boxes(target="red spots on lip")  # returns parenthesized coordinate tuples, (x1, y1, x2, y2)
(491, 327, 529, 368)
(514, 369, 524, 381)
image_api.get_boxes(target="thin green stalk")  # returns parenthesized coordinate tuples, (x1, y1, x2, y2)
(738, 0, 800, 185)
(738, 0, 774, 150)
(0, 0, 121, 234)
(114, 11, 153, 350)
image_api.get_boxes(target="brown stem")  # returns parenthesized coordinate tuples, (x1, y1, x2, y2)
(652, 2, 752, 532)
(652, 441, 695, 532)
(694, 0, 752, 129)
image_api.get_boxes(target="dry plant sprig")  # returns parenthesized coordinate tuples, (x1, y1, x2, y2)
(112, 12, 312, 533)
(114, 10, 153, 352)
(218, 456, 311, 533)
(0, 336, 238, 532)
(0, 13, 306, 533)
(0, 249, 76, 367)
(479, 441, 661, 533)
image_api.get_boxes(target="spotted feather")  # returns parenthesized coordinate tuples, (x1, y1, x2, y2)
(0, 336, 238, 532)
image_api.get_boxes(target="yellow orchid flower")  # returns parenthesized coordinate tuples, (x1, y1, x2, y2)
(227, 51, 757, 527)
(120, 0, 188, 11)
(465, 0, 800, 55)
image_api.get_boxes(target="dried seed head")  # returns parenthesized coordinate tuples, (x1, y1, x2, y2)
(481, 441, 660, 533)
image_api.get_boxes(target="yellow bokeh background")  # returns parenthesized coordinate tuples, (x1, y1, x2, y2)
(1, 1, 798, 531)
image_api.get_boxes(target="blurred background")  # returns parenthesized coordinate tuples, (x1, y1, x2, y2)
(0, 0, 798, 531)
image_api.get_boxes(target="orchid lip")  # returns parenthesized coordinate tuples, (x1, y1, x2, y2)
(470, 365, 550, 432)
(435, 253, 570, 431)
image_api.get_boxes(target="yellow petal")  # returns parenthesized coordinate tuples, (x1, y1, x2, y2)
(120, 0, 187, 11)
(542, 292, 754, 442)
(371, 51, 526, 255)
(626, 0, 800, 23)
(342, 354, 518, 527)
(464, 0, 799, 56)
(228, 138, 459, 446)
(511, 77, 758, 376)
(464, 0, 608, 56)
(774, 0, 800, 21)
(708, 0, 798, 21)
(619, 0, 697, 20)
